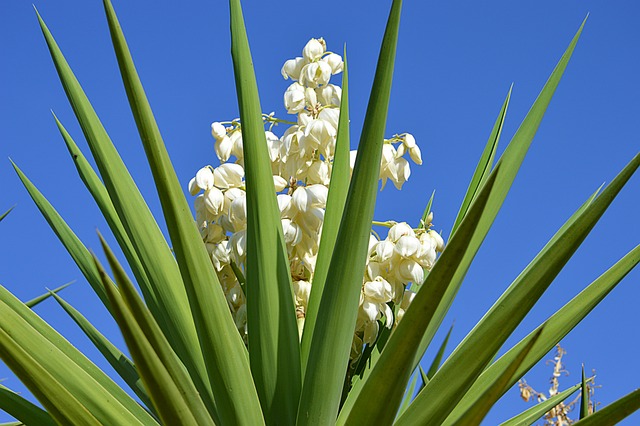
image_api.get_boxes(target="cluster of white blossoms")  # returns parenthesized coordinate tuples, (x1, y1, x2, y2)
(189, 38, 444, 356)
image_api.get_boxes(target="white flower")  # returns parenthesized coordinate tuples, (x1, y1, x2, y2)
(188, 177, 200, 195)
(284, 82, 306, 114)
(300, 61, 332, 88)
(211, 122, 227, 140)
(306, 160, 331, 185)
(293, 280, 312, 309)
(394, 235, 421, 258)
(388, 222, 415, 242)
(265, 131, 282, 163)
(213, 163, 244, 189)
(195, 167, 215, 191)
(204, 187, 225, 216)
(282, 218, 303, 247)
(228, 194, 247, 231)
(302, 118, 336, 158)
(229, 131, 244, 160)
(322, 53, 344, 74)
(395, 259, 424, 284)
(281, 57, 305, 81)
(409, 145, 422, 165)
(210, 241, 230, 271)
(273, 175, 288, 192)
(302, 38, 326, 62)
(215, 135, 233, 163)
(316, 84, 341, 106)
(229, 229, 247, 265)
(427, 229, 445, 252)
(318, 108, 339, 130)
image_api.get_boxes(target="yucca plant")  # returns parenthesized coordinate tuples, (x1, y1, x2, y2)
(1, 0, 638, 425)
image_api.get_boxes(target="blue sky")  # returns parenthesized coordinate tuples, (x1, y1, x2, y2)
(1, 0, 638, 424)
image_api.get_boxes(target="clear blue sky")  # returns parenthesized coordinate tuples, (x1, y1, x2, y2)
(1, 0, 638, 424)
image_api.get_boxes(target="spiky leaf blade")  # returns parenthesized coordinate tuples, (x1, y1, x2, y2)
(97, 236, 215, 426)
(302, 49, 351, 371)
(103, 1, 263, 421)
(398, 153, 640, 426)
(298, 1, 403, 424)
(228, 0, 300, 423)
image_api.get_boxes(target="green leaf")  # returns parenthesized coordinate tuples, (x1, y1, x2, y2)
(103, 1, 264, 422)
(52, 114, 159, 324)
(499, 382, 583, 426)
(36, 8, 211, 417)
(572, 389, 640, 426)
(0, 206, 14, 223)
(409, 17, 588, 374)
(338, 164, 499, 426)
(12, 161, 110, 310)
(444, 199, 640, 424)
(96, 235, 215, 426)
(580, 366, 590, 419)
(51, 292, 153, 411)
(228, 0, 299, 423)
(298, 1, 403, 424)
(302, 48, 351, 371)
(396, 372, 419, 418)
(450, 85, 511, 236)
(24, 282, 72, 309)
(0, 384, 56, 426)
(449, 328, 542, 426)
(426, 324, 453, 380)
(0, 284, 158, 425)
(0, 327, 101, 426)
(399, 152, 640, 426)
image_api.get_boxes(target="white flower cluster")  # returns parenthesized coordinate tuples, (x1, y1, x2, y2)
(189, 38, 443, 354)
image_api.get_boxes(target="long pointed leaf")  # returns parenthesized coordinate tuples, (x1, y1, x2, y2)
(0, 285, 158, 425)
(24, 282, 71, 308)
(0, 327, 101, 426)
(451, 85, 511, 236)
(95, 241, 215, 426)
(339, 164, 499, 426)
(444, 197, 640, 424)
(228, 0, 299, 423)
(298, 1, 402, 424)
(426, 324, 453, 380)
(35, 9, 208, 401)
(103, 1, 263, 422)
(499, 382, 583, 426)
(409, 17, 588, 373)
(51, 292, 153, 411)
(398, 153, 640, 426)
(0, 206, 14, 223)
(302, 49, 351, 371)
(12, 161, 110, 309)
(450, 329, 543, 426)
(572, 389, 640, 426)
(0, 385, 56, 426)
(52, 114, 159, 321)
(580, 366, 589, 419)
